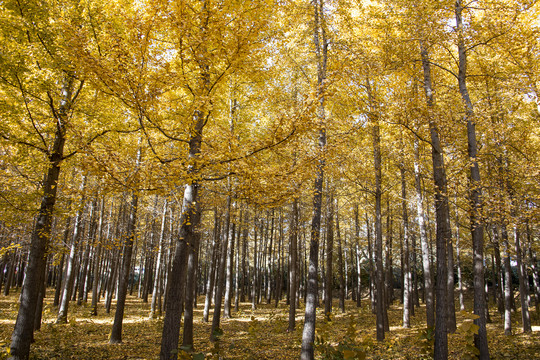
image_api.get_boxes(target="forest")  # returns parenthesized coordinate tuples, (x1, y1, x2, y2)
(0, 0, 539, 359)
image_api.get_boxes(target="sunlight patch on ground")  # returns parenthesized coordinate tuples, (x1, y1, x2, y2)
(532, 326, 540, 332)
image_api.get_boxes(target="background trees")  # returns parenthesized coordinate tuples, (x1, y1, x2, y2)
(1, 0, 539, 359)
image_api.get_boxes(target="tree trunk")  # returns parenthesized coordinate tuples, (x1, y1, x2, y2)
(355, 206, 361, 307)
(150, 199, 168, 319)
(78, 199, 97, 306)
(90, 198, 105, 316)
(336, 199, 345, 313)
(9, 75, 77, 360)
(110, 188, 139, 343)
(288, 199, 299, 331)
(181, 199, 202, 350)
(300, 1, 327, 358)
(455, 2, 489, 357)
(252, 215, 259, 311)
(368, 80, 386, 341)
(514, 226, 531, 332)
(224, 211, 236, 319)
(210, 195, 232, 341)
(57, 175, 87, 323)
(160, 104, 205, 358)
(419, 40, 450, 359)
(203, 209, 220, 322)
(324, 192, 334, 318)
(401, 165, 411, 329)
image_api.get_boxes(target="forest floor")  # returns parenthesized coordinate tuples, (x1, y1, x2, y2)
(0, 290, 539, 359)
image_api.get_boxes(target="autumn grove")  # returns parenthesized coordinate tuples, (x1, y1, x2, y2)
(0, 0, 539, 359)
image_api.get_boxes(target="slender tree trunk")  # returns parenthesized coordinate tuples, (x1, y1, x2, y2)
(91, 198, 105, 316)
(368, 79, 386, 341)
(203, 210, 220, 322)
(336, 199, 345, 313)
(385, 199, 394, 308)
(527, 223, 540, 315)
(224, 212, 236, 319)
(401, 165, 411, 329)
(419, 40, 450, 359)
(235, 210, 243, 311)
(514, 226, 531, 332)
(150, 199, 168, 319)
(455, 2, 489, 357)
(210, 195, 232, 341)
(301, 1, 327, 358)
(324, 192, 334, 318)
(10, 75, 78, 360)
(240, 212, 248, 303)
(251, 216, 259, 310)
(355, 206, 361, 307)
(78, 199, 97, 306)
(288, 199, 299, 332)
(160, 111, 207, 360)
(181, 199, 202, 350)
(455, 194, 465, 311)
(110, 184, 140, 343)
(54, 214, 73, 308)
(501, 224, 513, 335)
(57, 175, 87, 323)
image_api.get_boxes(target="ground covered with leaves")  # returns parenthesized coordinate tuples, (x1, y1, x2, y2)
(0, 290, 539, 359)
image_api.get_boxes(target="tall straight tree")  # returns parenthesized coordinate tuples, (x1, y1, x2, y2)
(110, 143, 141, 344)
(419, 41, 451, 360)
(455, 2, 489, 358)
(301, 0, 328, 358)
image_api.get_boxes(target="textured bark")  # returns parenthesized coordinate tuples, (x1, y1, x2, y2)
(400, 165, 411, 329)
(324, 193, 334, 318)
(502, 225, 513, 335)
(10, 75, 77, 360)
(514, 226, 531, 332)
(301, 1, 327, 358)
(419, 40, 450, 359)
(413, 137, 434, 328)
(150, 199, 168, 319)
(251, 216, 259, 311)
(57, 175, 87, 324)
(203, 210, 220, 322)
(288, 199, 299, 332)
(181, 200, 202, 350)
(210, 195, 231, 341)
(91, 199, 105, 316)
(355, 206, 362, 307)
(336, 199, 345, 313)
(109, 190, 139, 343)
(455, 2, 489, 356)
(368, 81, 386, 341)
(224, 215, 236, 318)
(78, 199, 97, 306)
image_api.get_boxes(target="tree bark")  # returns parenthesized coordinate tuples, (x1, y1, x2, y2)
(10, 74, 77, 360)
(91, 198, 105, 316)
(288, 199, 299, 332)
(324, 192, 334, 318)
(419, 40, 450, 359)
(301, 1, 327, 357)
(455, 2, 489, 356)
(57, 175, 87, 323)
(109, 190, 138, 343)
(514, 226, 531, 332)
(203, 209, 220, 322)
(401, 165, 411, 329)
(210, 195, 231, 341)
(336, 199, 345, 313)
